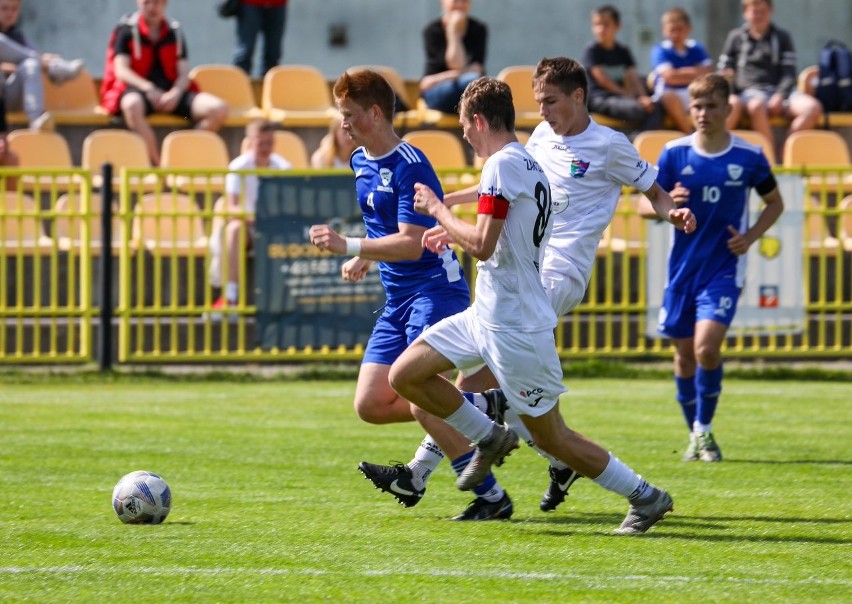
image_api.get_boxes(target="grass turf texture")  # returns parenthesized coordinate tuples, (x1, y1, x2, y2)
(1, 377, 849, 602)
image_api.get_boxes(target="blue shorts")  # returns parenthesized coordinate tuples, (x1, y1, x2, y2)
(657, 278, 742, 339)
(362, 289, 470, 365)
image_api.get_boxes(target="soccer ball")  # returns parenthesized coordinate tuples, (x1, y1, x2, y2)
(112, 470, 172, 524)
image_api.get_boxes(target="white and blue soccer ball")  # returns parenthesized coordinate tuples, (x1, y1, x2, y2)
(112, 471, 171, 524)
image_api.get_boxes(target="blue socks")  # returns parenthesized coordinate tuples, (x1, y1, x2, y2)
(452, 450, 500, 500)
(675, 375, 697, 429)
(696, 365, 723, 426)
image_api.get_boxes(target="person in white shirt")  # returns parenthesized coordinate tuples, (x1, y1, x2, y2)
(210, 119, 291, 311)
(389, 76, 676, 534)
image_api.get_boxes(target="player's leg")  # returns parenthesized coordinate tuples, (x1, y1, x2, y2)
(391, 312, 519, 491)
(691, 318, 730, 462)
(691, 283, 741, 462)
(658, 285, 701, 460)
(412, 405, 513, 521)
(520, 407, 673, 534)
(353, 362, 414, 424)
(360, 358, 513, 519)
(671, 336, 699, 460)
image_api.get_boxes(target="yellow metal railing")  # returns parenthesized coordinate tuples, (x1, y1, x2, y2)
(0, 168, 94, 362)
(1, 165, 851, 363)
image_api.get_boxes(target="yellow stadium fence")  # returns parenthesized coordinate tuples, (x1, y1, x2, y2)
(1, 165, 851, 365)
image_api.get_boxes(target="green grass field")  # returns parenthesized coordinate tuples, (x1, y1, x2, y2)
(1, 374, 850, 602)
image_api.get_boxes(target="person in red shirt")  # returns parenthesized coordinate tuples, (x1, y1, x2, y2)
(232, 0, 288, 77)
(100, 0, 228, 165)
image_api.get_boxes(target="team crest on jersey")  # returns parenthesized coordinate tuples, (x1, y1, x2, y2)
(727, 164, 743, 181)
(378, 168, 394, 192)
(570, 158, 590, 178)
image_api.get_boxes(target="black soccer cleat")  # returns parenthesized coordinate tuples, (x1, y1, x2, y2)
(540, 466, 583, 512)
(482, 388, 508, 424)
(452, 491, 514, 521)
(358, 461, 425, 508)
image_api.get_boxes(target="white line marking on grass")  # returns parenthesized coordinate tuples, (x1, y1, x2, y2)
(2, 566, 850, 587)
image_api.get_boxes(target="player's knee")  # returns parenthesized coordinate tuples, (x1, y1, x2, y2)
(694, 343, 721, 368)
(353, 398, 385, 424)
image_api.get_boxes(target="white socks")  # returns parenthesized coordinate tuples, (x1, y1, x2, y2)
(592, 452, 647, 499)
(444, 403, 493, 444)
(408, 435, 444, 490)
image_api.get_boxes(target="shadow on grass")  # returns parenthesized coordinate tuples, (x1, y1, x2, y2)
(724, 458, 852, 466)
(521, 512, 852, 544)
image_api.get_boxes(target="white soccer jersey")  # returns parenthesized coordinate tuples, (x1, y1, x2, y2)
(526, 119, 658, 289)
(473, 142, 556, 333)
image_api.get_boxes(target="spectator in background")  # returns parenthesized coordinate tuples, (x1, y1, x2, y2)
(99, 0, 228, 165)
(232, 0, 288, 77)
(209, 119, 291, 315)
(583, 4, 663, 131)
(0, 0, 84, 131)
(420, 0, 487, 114)
(650, 7, 713, 133)
(0, 97, 20, 191)
(717, 0, 822, 155)
(310, 115, 357, 169)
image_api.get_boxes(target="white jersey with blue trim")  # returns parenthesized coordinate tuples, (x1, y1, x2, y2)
(350, 141, 466, 301)
(656, 134, 774, 291)
(473, 142, 556, 333)
(526, 118, 658, 287)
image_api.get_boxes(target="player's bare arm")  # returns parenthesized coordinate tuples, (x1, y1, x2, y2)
(727, 186, 784, 255)
(644, 181, 697, 233)
(413, 182, 502, 260)
(309, 222, 426, 261)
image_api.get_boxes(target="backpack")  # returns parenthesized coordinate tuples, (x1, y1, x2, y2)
(815, 40, 852, 113)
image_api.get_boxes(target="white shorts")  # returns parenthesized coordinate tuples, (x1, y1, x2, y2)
(421, 307, 567, 417)
(541, 246, 589, 317)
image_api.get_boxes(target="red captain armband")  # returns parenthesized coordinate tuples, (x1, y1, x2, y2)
(478, 194, 510, 219)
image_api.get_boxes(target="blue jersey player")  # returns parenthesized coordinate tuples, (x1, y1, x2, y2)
(309, 69, 513, 520)
(647, 73, 783, 462)
(309, 68, 469, 424)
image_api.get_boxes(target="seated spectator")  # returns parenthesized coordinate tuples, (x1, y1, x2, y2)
(717, 0, 822, 156)
(650, 7, 713, 133)
(583, 4, 663, 131)
(310, 116, 357, 169)
(99, 0, 228, 165)
(209, 119, 291, 314)
(0, 0, 84, 131)
(0, 97, 19, 191)
(419, 0, 487, 114)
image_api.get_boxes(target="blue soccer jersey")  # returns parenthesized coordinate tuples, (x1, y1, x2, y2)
(350, 141, 467, 301)
(656, 134, 775, 293)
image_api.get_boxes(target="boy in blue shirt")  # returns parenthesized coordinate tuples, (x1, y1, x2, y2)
(650, 7, 713, 133)
(642, 73, 783, 462)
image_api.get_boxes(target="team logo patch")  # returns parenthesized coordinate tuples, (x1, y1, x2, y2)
(727, 164, 743, 181)
(379, 168, 393, 187)
(570, 158, 590, 178)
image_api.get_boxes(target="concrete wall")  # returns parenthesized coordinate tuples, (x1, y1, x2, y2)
(19, 0, 852, 81)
